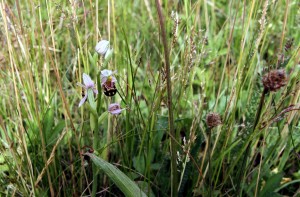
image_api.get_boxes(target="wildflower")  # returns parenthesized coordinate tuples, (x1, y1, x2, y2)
(77, 73, 98, 107)
(95, 40, 110, 56)
(101, 69, 117, 96)
(206, 112, 222, 128)
(108, 103, 124, 115)
(262, 69, 287, 92)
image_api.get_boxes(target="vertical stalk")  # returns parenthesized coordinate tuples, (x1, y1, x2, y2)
(236, 88, 267, 195)
(208, 128, 212, 197)
(92, 113, 99, 197)
(106, 112, 112, 161)
(155, 1, 178, 196)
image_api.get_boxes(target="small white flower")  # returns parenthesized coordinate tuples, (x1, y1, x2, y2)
(95, 40, 110, 56)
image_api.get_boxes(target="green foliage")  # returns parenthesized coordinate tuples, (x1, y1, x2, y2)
(258, 173, 283, 197)
(86, 153, 147, 197)
(0, 0, 299, 196)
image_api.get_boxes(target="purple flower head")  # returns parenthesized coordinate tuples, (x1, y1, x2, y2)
(108, 103, 124, 115)
(77, 73, 98, 107)
(101, 69, 117, 90)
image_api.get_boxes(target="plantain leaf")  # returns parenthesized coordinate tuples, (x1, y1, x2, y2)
(85, 153, 148, 197)
(258, 172, 283, 197)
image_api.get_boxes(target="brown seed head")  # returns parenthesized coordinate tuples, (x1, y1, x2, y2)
(206, 112, 222, 128)
(262, 69, 287, 92)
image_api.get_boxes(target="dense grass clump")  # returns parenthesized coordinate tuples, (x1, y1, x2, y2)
(0, 0, 299, 196)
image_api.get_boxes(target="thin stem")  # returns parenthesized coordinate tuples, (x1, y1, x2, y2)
(92, 112, 99, 197)
(236, 88, 267, 195)
(208, 128, 212, 197)
(155, 1, 178, 196)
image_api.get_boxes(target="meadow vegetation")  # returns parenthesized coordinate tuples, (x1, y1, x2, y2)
(0, 0, 299, 196)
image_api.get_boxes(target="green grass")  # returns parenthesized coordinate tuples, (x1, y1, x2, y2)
(0, 0, 299, 196)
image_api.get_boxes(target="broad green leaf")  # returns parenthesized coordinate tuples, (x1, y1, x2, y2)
(87, 89, 96, 109)
(258, 172, 283, 197)
(86, 153, 147, 197)
(133, 155, 145, 174)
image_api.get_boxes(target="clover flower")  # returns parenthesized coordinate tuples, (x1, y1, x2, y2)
(262, 69, 287, 92)
(101, 69, 117, 96)
(77, 73, 98, 107)
(95, 40, 110, 56)
(206, 112, 222, 128)
(108, 103, 124, 115)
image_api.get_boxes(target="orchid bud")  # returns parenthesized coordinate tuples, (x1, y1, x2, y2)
(95, 40, 110, 56)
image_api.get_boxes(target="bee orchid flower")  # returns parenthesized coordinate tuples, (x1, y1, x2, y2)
(77, 73, 98, 107)
(101, 69, 117, 96)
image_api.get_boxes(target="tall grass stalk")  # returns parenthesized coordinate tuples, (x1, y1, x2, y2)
(155, 0, 178, 196)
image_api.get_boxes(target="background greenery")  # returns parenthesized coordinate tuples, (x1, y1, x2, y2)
(0, 0, 299, 196)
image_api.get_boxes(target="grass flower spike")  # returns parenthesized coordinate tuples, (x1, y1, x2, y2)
(101, 69, 117, 96)
(108, 103, 124, 115)
(77, 73, 98, 107)
(95, 40, 110, 56)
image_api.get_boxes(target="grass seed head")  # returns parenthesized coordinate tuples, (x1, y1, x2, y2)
(262, 69, 287, 92)
(206, 112, 222, 128)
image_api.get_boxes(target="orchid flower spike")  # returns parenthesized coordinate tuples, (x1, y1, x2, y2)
(77, 73, 98, 107)
(108, 103, 124, 115)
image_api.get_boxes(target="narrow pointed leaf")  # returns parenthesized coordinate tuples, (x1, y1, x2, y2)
(85, 153, 147, 197)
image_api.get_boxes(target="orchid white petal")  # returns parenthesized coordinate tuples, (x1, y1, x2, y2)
(101, 76, 108, 85)
(83, 73, 94, 87)
(93, 88, 98, 94)
(101, 69, 113, 77)
(78, 94, 88, 107)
